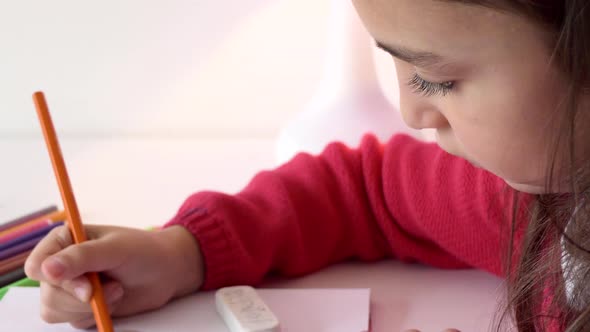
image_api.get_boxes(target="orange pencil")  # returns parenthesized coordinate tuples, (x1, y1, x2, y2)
(32, 91, 114, 332)
(0, 210, 66, 237)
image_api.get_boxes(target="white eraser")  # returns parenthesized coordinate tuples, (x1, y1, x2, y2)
(215, 286, 281, 332)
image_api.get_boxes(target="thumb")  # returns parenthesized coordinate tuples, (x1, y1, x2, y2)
(41, 238, 124, 282)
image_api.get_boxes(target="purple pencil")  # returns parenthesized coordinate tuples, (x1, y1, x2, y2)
(0, 222, 64, 251)
(0, 232, 50, 261)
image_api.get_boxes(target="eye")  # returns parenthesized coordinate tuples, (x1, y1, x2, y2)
(407, 73, 454, 97)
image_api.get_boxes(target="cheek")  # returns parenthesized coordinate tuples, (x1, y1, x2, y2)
(464, 55, 568, 180)
(448, 84, 554, 184)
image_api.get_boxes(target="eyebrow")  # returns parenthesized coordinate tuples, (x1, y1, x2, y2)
(375, 40, 448, 68)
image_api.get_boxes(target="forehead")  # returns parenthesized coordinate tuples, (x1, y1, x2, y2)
(353, 0, 550, 64)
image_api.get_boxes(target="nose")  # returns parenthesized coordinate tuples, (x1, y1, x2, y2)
(400, 104, 449, 130)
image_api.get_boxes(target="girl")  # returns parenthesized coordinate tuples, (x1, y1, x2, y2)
(24, 1, 590, 331)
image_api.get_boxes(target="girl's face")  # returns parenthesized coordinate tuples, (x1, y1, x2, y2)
(352, 0, 570, 194)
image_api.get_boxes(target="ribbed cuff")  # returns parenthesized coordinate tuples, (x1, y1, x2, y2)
(164, 203, 244, 290)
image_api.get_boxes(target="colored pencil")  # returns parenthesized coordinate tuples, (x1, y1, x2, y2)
(0, 221, 63, 251)
(0, 205, 57, 232)
(0, 210, 65, 237)
(0, 267, 26, 288)
(33, 91, 114, 332)
(0, 249, 31, 275)
(0, 233, 47, 261)
(0, 218, 59, 244)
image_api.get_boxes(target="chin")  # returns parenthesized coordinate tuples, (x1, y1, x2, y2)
(436, 142, 480, 168)
(465, 158, 482, 169)
(504, 180, 545, 194)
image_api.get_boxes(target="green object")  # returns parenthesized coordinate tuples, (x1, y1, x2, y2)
(0, 277, 39, 301)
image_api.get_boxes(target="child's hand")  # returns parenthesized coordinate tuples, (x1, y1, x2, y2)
(24, 224, 204, 329)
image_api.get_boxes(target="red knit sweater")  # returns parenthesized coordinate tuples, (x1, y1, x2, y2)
(165, 134, 533, 289)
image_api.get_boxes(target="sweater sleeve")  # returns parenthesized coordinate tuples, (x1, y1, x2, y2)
(165, 134, 532, 290)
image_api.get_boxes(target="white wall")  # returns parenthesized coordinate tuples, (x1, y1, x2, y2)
(0, 0, 418, 225)
(0, 0, 331, 138)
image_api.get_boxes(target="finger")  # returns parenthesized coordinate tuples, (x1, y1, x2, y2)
(38, 237, 126, 284)
(62, 277, 124, 305)
(41, 281, 124, 314)
(443, 330, 460, 332)
(61, 276, 92, 303)
(404, 330, 420, 332)
(70, 316, 97, 330)
(40, 305, 93, 325)
(61, 276, 124, 304)
(40, 282, 93, 323)
(39, 281, 124, 323)
(25, 225, 73, 281)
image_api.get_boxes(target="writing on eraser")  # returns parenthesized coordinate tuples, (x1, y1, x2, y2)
(215, 286, 281, 332)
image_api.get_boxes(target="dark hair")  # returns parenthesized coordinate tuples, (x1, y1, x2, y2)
(443, 1, 590, 331)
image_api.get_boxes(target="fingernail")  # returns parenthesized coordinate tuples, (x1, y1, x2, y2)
(74, 285, 91, 302)
(44, 257, 66, 278)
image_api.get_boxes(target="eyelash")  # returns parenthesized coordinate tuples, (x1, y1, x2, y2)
(407, 73, 454, 97)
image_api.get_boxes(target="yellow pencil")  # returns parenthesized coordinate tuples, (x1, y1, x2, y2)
(33, 91, 114, 332)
